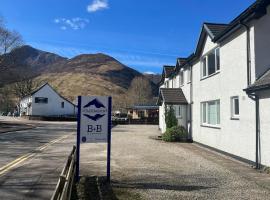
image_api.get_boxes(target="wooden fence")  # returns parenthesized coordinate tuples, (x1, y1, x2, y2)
(51, 146, 76, 200)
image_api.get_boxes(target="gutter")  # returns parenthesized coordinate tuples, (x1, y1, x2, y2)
(240, 21, 252, 86)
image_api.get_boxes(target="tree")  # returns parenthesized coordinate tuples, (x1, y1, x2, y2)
(12, 77, 41, 99)
(165, 106, 178, 129)
(0, 17, 23, 55)
(0, 86, 15, 113)
(127, 76, 153, 106)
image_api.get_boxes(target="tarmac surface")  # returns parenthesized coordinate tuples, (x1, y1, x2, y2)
(0, 117, 76, 200)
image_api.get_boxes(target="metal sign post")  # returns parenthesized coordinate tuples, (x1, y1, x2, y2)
(76, 96, 112, 183)
(107, 97, 112, 182)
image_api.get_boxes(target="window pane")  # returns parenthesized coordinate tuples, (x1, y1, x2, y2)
(208, 51, 216, 75)
(208, 101, 217, 125)
(179, 106, 181, 117)
(203, 103, 207, 123)
(35, 97, 48, 104)
(180, 71, 184, 85)
(216, 48, 220, 70)
(217, 101, 220, 124)
(234, 98, 239, 115)
(202, 57, 207, 77)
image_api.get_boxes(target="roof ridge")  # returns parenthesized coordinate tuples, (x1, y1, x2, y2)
(204, 22, 229, 26)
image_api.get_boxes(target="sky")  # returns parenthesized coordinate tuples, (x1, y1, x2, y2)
(0, 0, 255, 74)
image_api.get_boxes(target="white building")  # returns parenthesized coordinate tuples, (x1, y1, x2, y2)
(158, 0, 270, 168)
(20, 83, 76, 116)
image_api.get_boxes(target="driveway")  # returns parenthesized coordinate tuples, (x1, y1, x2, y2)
(79, 125, 270, 200)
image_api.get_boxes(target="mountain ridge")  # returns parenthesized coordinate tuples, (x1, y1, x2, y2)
(0, 45, 159, 109)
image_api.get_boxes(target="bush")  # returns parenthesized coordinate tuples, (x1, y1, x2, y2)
(165, 106, 177, 129)
(162, 126, 188, 142)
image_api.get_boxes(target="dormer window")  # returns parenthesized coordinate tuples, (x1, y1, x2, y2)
(179, 70, 184, 86)
(201, 47, 220, 79)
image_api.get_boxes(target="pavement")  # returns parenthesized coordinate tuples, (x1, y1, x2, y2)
(79, 125, 270, 200)
(0, 119, 77, 200)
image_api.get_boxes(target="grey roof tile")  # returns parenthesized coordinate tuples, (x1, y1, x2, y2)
(157, 88, 188, 105)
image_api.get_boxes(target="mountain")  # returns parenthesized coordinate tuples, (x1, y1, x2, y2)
(0, 45, 66, 85)
(0, 45, 158, 109)
(144, 73, 162, 85)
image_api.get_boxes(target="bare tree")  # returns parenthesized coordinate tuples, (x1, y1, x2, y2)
(127, 76, 153, 106)
(13, 77, 41, 99)
(0, 17, 23, 55)
(0, 86, 15, 113)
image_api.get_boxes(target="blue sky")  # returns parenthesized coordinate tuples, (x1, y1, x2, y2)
(0, 0, 255, 74)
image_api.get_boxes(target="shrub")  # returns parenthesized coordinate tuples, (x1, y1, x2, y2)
(162, 126, 188, 142)
(165, 106, 177, 129)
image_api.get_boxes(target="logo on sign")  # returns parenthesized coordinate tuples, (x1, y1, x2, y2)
(82, 98, 107, 121)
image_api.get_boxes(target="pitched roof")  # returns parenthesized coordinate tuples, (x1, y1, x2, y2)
(195, 23, 229, 57)
(23, 82, 76, 106)
(164, 66, 175, 78)
(245, 67, 270, 92)
(214, 0, 270, 42)
(204, 23, 229, 38)
(157, 88, 188, 105)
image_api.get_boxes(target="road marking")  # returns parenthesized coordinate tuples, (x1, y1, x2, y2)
(0, 135, 69, 176)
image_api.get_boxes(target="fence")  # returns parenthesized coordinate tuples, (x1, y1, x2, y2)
(112, 117, 159, 125)
(51, 146, 76, 200)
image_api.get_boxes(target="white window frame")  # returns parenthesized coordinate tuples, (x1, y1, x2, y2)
(176, 105, 183, 119)
(201, 100, 220, 127)
(179, 69, 184, 86)
(231, 96, 240, 119)
(201, 47, 220, 79)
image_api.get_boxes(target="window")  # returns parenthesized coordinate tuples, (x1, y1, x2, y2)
(201, 100, 220, 126)
(216, 48, 220, 71)
(35, 97, 48, 104)
(61, 102, 65, 108)
(231, 96, 239, 119)
(187, 67, 191, 83)
(138, 111, 145, 118)
(179, 70, 184, 86)
(201, 47, 220, 78)
(175, 105, 182, 118)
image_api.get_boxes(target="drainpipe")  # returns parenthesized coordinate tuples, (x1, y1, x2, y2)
(248, 93, 260, 169)
(240, 21, 251, 86)
(242, 21, 261, 168)
(188, 62, 193, 141)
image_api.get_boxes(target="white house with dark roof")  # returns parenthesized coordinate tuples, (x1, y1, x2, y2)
(20, 83, 76, 117)
(158, 0, 270, 168)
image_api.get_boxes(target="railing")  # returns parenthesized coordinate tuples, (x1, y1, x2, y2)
(51, 145, 76, 200)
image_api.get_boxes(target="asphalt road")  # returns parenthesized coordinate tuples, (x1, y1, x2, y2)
(0, 121, 77, 200)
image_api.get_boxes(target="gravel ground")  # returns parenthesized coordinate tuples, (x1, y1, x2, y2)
(79, 125, 270, 200)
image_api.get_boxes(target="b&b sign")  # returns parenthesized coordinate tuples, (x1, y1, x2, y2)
(76, 96, 112, 182)
(78, 96, 112, 143)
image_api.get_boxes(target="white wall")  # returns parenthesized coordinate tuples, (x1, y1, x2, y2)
(31, 84, 76, 116)
(192, 27, 257, 163)
(254, 5, 270, 78)
(159, 102, 166, 133)
(257, 90, 270, 167)
(20, 96, 32, 116)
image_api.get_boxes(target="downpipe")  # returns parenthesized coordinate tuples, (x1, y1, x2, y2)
(248, 93, 260, 169)
(240, 21, 251, 86)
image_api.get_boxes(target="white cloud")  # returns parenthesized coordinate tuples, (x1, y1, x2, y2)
(144, 71, 156, 75)
(54, 18, 90, 30)
(87, 0, 109, 13)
